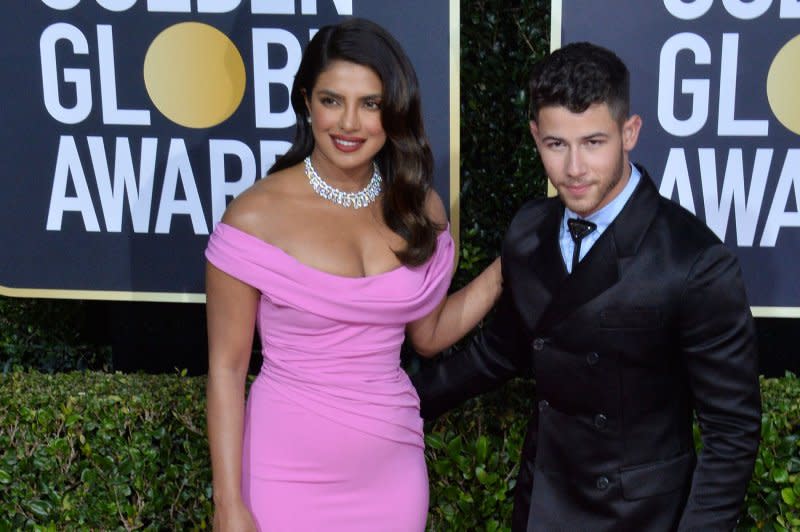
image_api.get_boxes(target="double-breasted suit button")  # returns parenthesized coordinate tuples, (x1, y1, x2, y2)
(596, 476, 610, 490)
(538, 399, 549, 411)
(586, 352, 599, 365)
(594, 413, 608, 430)
(532, 338, 545, 351)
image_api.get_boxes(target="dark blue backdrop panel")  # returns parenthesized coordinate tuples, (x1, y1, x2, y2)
(559, 0, 800, 310)
(0, 1, 452, 298)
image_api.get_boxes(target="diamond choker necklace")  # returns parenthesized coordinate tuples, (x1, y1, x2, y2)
(304, 156, 382, 209)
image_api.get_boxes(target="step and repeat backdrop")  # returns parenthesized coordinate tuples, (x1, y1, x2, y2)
(0, 0, 456, 301)
(555, 0, 800, 316)
(5, 1, 796, 316)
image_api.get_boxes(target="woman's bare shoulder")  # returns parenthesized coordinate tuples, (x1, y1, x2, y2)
(221, 164, 305, 237)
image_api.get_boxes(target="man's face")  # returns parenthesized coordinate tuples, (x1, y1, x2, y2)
(530, 103, 641, 217)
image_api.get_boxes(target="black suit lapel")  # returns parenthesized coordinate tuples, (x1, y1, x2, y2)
(612, 166, 660, 258)
(528, 202, 567, 298)
(503, 199, 567, 333)
(537, 166, 661, 331)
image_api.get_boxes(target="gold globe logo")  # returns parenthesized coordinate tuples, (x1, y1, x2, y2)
(767, 34, 800, 136)
(143, 22, 246, 129)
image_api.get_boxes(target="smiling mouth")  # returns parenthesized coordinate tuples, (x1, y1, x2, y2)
(331, 135, 365, 152)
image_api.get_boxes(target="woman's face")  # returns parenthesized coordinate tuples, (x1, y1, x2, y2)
(305, 60, 387, 182)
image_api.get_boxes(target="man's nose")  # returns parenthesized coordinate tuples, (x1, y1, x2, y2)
(566, 148, 586, 177)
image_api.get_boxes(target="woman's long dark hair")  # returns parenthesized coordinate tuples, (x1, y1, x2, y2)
(269, 18, 440, 266)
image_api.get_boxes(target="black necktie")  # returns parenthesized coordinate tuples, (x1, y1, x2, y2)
(567, 218, 597, 272)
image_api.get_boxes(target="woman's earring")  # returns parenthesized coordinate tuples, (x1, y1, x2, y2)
(306, 116, 312, 124)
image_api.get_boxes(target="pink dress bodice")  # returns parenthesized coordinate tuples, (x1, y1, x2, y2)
(205, 222, 455, 448)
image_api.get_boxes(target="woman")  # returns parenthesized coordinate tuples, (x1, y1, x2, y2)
(205, 18, 501, 531)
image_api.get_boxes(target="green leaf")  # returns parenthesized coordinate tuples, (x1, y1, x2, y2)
(446, 435, 463, 458)
(476, 436, 489, 464)
(747, 503, 765, 522)
(432, 460, 451, 476)
(782, 487, 797, 505)
(26, 499, 51, 518)
(763, 452, 775, 469)
(425, 433, 444, 450)
(475, 466, 488, 484)
(773, 468, 790, 483)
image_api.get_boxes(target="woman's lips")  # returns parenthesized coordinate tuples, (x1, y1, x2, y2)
(331, 135, 365, 153)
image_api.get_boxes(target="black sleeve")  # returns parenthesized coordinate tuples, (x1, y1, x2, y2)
(412, 275, 532, 420)
(676, 244, 761, 531)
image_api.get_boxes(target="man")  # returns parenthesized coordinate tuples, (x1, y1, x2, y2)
(413, 42, 761, 531)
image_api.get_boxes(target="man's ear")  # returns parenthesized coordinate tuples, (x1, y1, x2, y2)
(622, 114, 642, 152)
(529, 119, 540, 142)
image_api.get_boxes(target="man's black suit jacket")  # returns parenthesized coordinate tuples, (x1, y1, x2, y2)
(413, 169, 761, 531)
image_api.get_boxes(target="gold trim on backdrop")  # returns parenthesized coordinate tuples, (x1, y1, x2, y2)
(546, 0, 562, 198)
(0, 284, 205, 303)
(752, 307, 800, 318)
(450, 0, 461, 255)
(550, 0, 562, 52)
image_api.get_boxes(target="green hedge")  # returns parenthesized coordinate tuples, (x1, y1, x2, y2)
(0, 370, 210, 530)
(746, 375, 800, 530)
(2, 370, 798, 530)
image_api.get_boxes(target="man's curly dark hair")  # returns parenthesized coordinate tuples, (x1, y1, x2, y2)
(528, 42, 630, 123)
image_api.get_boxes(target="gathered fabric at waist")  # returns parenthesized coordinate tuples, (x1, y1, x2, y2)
(253, 343, 424, 448)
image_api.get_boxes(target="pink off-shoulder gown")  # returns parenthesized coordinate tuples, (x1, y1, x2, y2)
(205, 222, 454, 531)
